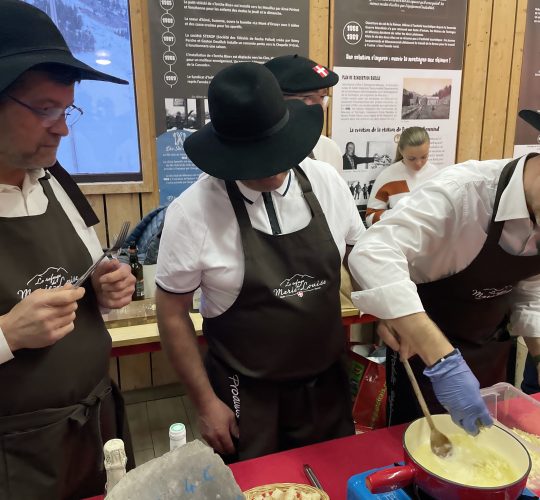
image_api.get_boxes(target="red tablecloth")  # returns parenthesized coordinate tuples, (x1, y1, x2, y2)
(85, 425, 406, 500)
(229, 423, 407, 498)
(231, 392, 540, 498)
(85, 392, 540, 500)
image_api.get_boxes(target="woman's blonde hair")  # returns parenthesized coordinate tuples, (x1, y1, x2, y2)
(394, 127, 430, 162)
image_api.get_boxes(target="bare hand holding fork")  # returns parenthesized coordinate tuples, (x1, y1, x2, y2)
(73, 221, 131, 288)
(73, 221, 135, 309)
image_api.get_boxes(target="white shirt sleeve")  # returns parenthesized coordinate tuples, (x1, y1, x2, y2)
(349, 177, 467, 319)
(156, 200, 204, 294)
(0, 327, 14, 364)
(509, 273, 540, 338)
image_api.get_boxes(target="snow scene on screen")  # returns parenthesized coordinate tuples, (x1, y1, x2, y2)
(24, 0, 141, 176)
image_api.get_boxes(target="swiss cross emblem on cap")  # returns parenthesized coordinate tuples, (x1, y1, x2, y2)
(312, 65, 329, 78)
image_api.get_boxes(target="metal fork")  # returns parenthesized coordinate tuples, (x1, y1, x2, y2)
(73, 221, 131, 288)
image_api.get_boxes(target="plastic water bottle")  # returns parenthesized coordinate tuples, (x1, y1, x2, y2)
(169, 422, 187, 451)
(104, 438, 127, 495)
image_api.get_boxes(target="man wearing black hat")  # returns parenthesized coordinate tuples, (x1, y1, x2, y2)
(348, 109, 540, 435)
(265, 54, 375, 171)
(156, 62, 364, 461)
(0, 1, 135, 498)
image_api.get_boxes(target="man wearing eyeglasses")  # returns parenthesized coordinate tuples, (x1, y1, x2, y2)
(0, 1, 135, 498)
(265, 54, 345, 172)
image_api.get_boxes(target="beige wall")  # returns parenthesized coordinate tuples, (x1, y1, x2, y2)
(99, 0, 529, 389)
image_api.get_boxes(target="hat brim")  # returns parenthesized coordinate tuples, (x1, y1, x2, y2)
(518, 109, 540, 132)
(184, 100, 323, 181)
(0, 49, 128, 93)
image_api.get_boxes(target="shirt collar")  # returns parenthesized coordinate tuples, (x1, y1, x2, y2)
(495, 156, 530, 222)
(236, 170, 293, 204)
(0, 168, 46, 193)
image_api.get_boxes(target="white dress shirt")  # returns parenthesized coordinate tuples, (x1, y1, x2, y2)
(157, 158, 365, 317)
(350, 156, 540, 339)
(0, 169, 103, 364)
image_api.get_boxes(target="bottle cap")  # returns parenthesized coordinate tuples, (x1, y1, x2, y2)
(169, 422, 186, 436)
(169, 422, 187, 450)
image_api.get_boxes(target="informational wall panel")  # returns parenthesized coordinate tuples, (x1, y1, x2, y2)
(331, 0, 467, 217)
(148, 0, 309, 205)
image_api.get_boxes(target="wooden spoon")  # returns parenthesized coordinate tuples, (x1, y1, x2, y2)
(402, 359, 453, 458)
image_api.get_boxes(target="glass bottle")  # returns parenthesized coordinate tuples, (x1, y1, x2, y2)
(128, 243, 145, 301)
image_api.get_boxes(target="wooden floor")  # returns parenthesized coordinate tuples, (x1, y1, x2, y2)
(125, 390, 203, 466)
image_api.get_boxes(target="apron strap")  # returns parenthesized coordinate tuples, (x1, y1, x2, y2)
(225, 166, 332, 239)
(0, 377, 111, 434)
(225, 179, 254, 232)
(46, 162, 100, 228)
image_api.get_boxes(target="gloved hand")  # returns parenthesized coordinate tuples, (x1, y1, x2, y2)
(423, 350, 493, 436)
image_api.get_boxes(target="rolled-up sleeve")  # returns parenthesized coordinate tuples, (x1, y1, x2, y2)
(510, 273, 540, 338)
(351, 279, 424, 319)
(0, 328, 14, 365)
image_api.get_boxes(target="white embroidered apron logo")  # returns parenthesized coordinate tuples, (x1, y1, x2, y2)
(273, 274, 327, 299)
(17, 266, 79, 299)
(229, 374, 241, 418)
(471, 285, 513, 300)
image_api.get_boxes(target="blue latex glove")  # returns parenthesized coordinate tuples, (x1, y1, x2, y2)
(423, 349, 493, 435)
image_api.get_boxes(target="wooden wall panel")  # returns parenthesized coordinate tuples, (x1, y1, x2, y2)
(151, 350, 179, 387)
(309, 0, 330, 64)
(119, 354, 152, 391)
(86, 194, 107, 248)
(310, 0, 331, 135)
(456, 0, 493, 162)
(105, 193, 142, 247)
(480, 1, 519, 160)
(141, 191, 160, 215)
(503, 0, 528, 158)
(457, 0, 528, 163)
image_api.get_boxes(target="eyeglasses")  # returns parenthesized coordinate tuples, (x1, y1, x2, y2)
(283, 92, 330, 108)
(6, 95, 83, 127)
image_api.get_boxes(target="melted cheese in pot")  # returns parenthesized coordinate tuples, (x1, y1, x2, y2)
(411, 433, 521, 487)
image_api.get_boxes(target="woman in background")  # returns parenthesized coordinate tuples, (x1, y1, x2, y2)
(365, 127, 440, 226)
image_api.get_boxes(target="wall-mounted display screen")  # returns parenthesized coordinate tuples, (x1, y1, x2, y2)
(24, 0, 142, 183)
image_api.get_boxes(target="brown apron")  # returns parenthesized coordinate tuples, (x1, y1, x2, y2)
(387, 155, 540, 425)
(0, 173, 132, 499)
(203, 166, 354, 461)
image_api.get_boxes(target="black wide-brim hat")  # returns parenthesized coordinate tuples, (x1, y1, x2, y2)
(184, 62, 323, 181)
(519, 109, 540, 131)
(0, 0, 127, 93)
(264, 54, 339, 93)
